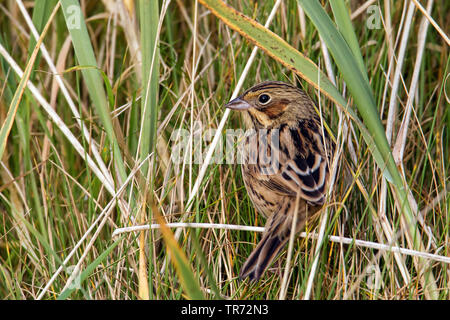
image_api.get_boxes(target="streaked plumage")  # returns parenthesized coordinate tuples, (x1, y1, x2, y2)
(226, 81, 334, 281)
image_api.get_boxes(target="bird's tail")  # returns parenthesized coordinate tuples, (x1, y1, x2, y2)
(239, 199, 319, 281)
(239, 229, 289, 281)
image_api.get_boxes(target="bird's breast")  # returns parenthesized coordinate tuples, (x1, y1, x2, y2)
(241, 163, 288, 218)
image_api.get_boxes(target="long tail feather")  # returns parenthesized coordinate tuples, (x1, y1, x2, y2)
(239, 231, 289, 281)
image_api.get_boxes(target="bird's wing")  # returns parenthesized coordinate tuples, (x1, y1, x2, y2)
(260, 124, 332, 205)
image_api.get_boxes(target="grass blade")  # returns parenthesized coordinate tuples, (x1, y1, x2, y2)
(60, 0, 127, 183)
(329, 0, 368, 81)
(58, 237, 122, 300)
(27, 0, 58, 77)
(151, 202, 204, 300)
(137, 0, 162, 299)
(138, 0, 160, 173)
(0, 3, 59, 161)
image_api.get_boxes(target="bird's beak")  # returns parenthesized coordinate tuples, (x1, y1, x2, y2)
(225, 97, 251, 110)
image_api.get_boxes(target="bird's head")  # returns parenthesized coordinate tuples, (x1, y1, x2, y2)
(225, 81, 318, 129)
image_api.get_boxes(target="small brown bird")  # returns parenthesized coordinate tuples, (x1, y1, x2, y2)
(226, 81, 334, 281)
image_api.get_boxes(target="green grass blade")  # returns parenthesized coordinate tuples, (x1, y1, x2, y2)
(60, 0, 127, 183)
(57, 237, 123, 300)
(138, 0, 160, 174)
(0, 66, 29, 161)
(27, 0, 58, 78)
(137, 0, 161, 299)
(297, 0, 376, 115)
(329, 0, 368, 81)
(28, 0, 58, 49)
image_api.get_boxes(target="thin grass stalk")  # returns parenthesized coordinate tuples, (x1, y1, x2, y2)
(393, 0, 434, 162)
(279, 193, 301, 300)
(112, 223, 450, 265)
(385, 1, 416, 144)
(411, 0, 450, 45)
(0, 162, 41, 271)
(392, 0, 438, 248)
(189, 0, 199, 196)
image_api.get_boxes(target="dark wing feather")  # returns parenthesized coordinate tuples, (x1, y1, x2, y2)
(269, 123, 332, 205)
(282, 153, 328, 204)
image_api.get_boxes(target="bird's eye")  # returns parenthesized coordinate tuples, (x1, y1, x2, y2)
(258, 94, 271, 105)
